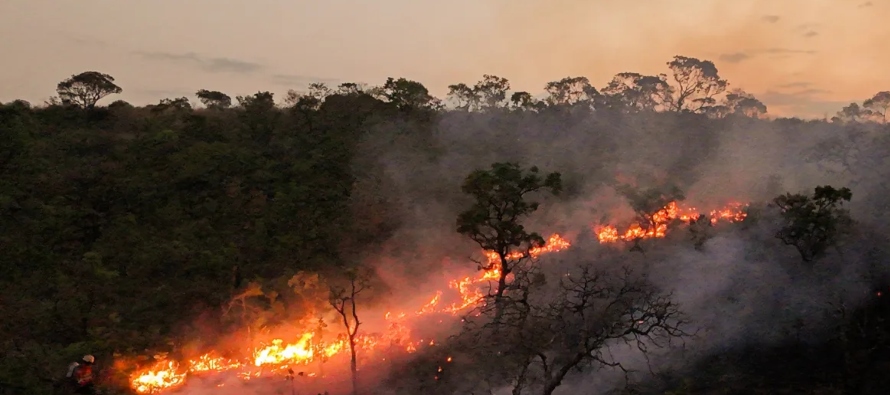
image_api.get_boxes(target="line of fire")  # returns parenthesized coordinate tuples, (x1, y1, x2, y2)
(123, 200, 747, 394)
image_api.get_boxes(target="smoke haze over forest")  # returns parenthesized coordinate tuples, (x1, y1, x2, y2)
(2, 2, 890, 395)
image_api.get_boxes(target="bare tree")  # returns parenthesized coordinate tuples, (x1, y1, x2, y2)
(458, 264, 688, 395)
(329, 267, 371, 395)
(222, 281, 269, 345)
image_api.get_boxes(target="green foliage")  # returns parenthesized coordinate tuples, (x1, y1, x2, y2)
(456, 162, 561, 322)
(773, 185, 853, 262)
(0, 60, 886, 395)
(0, 83, 386, 394)
(456, 162, 562, 262)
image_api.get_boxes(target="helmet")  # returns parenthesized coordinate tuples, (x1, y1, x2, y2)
(83, 355, 95, 363)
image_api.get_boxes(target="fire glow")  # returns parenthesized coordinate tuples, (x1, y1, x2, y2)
(128, 235, 571, 393)
(593, 201, 747, 243)
(128, 200, 747, 393)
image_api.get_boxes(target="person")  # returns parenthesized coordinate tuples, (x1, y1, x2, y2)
(65, 355, 96, 394)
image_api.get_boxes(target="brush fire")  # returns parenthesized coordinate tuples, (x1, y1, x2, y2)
(126, 200, 746, 394)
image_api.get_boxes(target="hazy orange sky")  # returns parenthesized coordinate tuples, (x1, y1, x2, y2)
(1, 0, 887, 117)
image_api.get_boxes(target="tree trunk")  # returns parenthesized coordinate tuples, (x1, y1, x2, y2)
(349, 336, 358, 395)
(540, 355, 584, 395)
(493, 253, 509, 326)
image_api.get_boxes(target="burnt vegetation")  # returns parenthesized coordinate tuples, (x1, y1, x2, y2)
(2, 54, 890, 395)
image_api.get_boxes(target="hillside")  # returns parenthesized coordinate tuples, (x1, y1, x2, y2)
(2, 59, 890, 395)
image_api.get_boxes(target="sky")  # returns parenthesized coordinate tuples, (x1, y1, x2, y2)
(0, 0, 887, 118)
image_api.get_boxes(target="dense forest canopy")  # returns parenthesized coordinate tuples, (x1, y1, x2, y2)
(2, 54, 890, 395)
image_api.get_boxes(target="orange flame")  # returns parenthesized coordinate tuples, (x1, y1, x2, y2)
(126, 233, 572, 393)
(594, 201, 747, 243)
(131, 360, 186, 394)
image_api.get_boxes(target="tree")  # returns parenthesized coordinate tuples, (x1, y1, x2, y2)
(236, 91, 279, 143)
(447, 75, 511, 111)
(688, 214, 713, 251)
(283, 82, 331, 111)
(328, 267, 371, 395)
(222, 281, 279, 344)
(832, 103, 864, 124)
(508, 265, 686, 395)
(456, 163, 562, 323)
(616, 184, 686, 252)
(665, 56, 728, 113)
(863, 91, 890, 123)
(542, 76, 600, 108)
(195, 89, 232, 109)
(336, 82, 367, 96)
(473, 74, 511, 110)
(600, 72, 672, 111)
(381, 77, 440, 112)
(773, 185, 853, 262)
(56, 71, 122, 109)
(509, 91, 544, 112)
(722, 89, 768, 118)
(447, 83, 478, 111)
(151, 97, 192, 113)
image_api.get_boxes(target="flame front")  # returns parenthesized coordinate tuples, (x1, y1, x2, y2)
(129, 200, 746, 393)
(128, 234, 571, 392)
(131, 361, 186, 394)
(253, 334, 315, 366)
(594, 201, 747, 243)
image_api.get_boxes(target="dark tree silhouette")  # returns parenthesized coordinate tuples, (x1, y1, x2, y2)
(56, 71, 122, 109)
(456, 163, 561, 323)
(773, 185, 853, 262)
(195, 89, 232, 109)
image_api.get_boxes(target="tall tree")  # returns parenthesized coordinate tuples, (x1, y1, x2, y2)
(446, 82, 478, 110)
(600, 72, 672, 111)
(542, 76, 600, 108)
(447, 75, 511, 111)
(381, 77, 440, 112)
(473, 74, 511, 110)
(665, 56, 728, 113)
(456, 163, 562, 323)
(863, 91, 890, 123)
(832, 103, 865, 124)
(56, 71, 122, 109)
